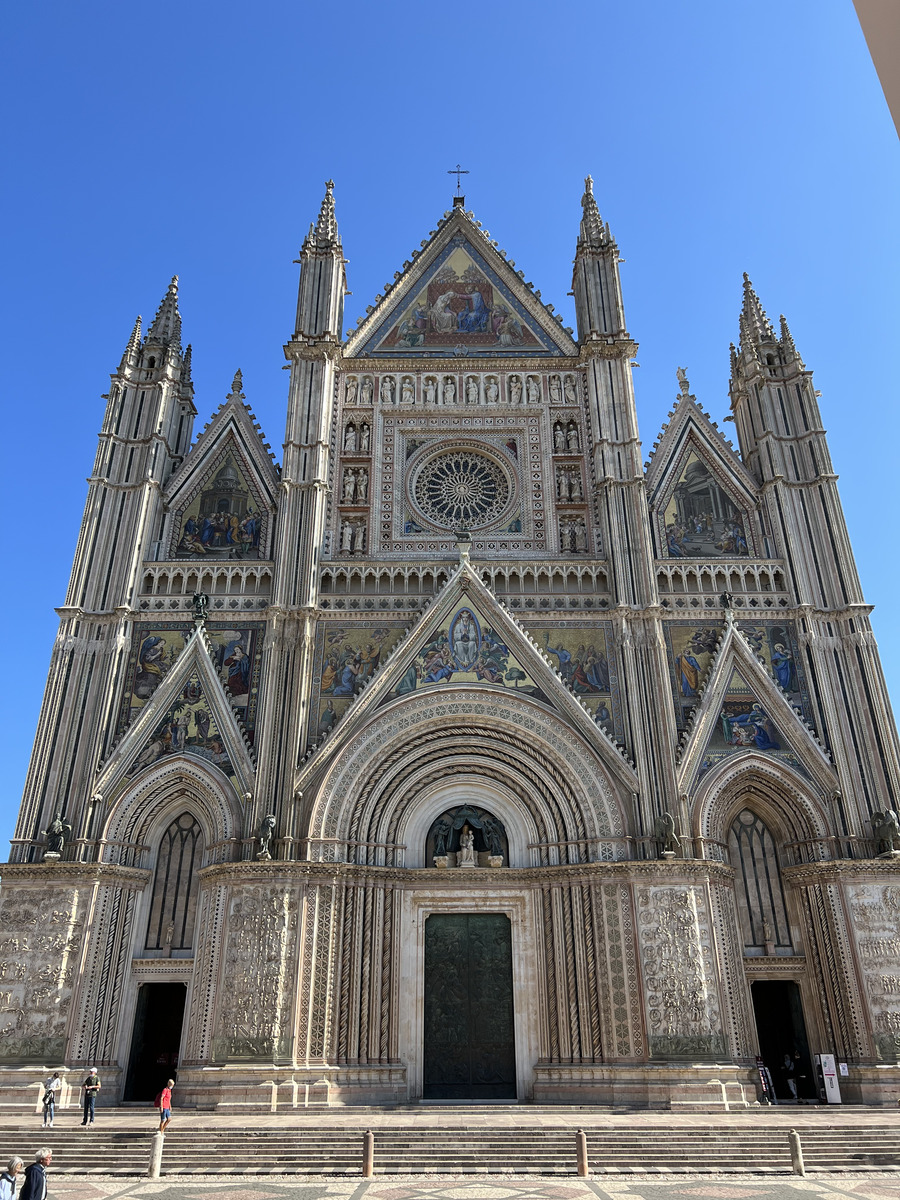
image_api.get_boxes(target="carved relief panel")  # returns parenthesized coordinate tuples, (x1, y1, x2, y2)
(848, 883, 900, 1060)
(636, 885, 724, 1058)
(0, 885, 85, 1061)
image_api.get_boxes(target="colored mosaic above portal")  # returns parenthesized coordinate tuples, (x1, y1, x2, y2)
(119, 622, 264, 739)
(125, 670, 238, 785)
(659, 451, 752, 557)
(696, 666, 806, 781)
(521, 623, 618, 737)
(170, 448, 268, 559)
(309, 621, 409, 741)
(665, 620, 810, 729)
(356, 238, 562, 357)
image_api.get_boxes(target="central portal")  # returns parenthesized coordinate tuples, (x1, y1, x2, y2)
(423, 912, 516, 1100)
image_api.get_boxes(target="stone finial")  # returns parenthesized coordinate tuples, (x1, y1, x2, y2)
(311, 179, 340, 246)
(740, 272, 775, 347)
(676, 366, 691, 396)
(579, 174, 606, 247)
(228, 368, 245, 400)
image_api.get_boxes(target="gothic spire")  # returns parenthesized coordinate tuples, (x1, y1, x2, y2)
(779, 313, 799, 361)
(181, 343, 193, 385)
(146, 275, 182, 348)
(739, 272, 775, 346)
(578, 174, 609, 248)
(304, 180, 340, 249)
(119, 314, 142, 368)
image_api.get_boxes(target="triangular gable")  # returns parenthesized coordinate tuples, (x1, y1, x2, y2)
(677, 611, 834, 794)
(297, 558, 637, 794)
(95, 625, 256, 804)
(344, 209, 577, 359)
(645, 392, 761, 560)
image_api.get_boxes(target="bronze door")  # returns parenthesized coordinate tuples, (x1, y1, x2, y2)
(423, 913, 516, 1100)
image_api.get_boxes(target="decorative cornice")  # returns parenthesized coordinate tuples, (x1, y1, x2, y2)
(578, 339, 638, 361)
(783, 858, 900, 885)
(197, 856, 735, 889)
(0, 861, 150, 887)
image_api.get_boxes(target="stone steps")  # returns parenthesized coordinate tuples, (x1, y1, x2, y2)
(1, 1124, 897, 1175)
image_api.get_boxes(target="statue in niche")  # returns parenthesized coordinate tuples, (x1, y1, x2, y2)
(564, 375, 578, 404)
(553, 422, 566, 452)
(872, 810, 900, 854)
(360, 423, 370, 453)
(653, 811, 682, 857)
(486, 376, 499, 404)
(526, 375, 541, 404)
(345, 376, 358, 404)
(342, 469, 357, 503)
(566, 421, 579, 451)
(424, 376, 437, 405)
(360, 376, 374, 405)
(458, 825, 477, 867)
(340, 521, 353, 553)
(380, 376, 395, 405)
(570, 470, 582, 500)
(353, 522, 366, 553)
(508, 375, 522, 404)
(41, 812, 73, 860)
(481, 814, 504, 857)
(401, 376, 415, 405)
(549, 374, 562, 403)
(556, 466, 567, 500)
(443, 377, 456, 405)
(574, 518, 588, 552)
(465, 376, 479, 406)
(433, 816, 452, 858)
(357, 469, 368, 502)
(559, 518, 574, 553)
(343, 423, 357, 453)
(256, 813, 276, 860)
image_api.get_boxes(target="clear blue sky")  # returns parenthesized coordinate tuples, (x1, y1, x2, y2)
(2, 1, 898, 851)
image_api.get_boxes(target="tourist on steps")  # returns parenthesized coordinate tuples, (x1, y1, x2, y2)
(41, 1073, 61, 1128)
(18, 1151, 50, 1200)
(80, 1068, 101, 1126)
(0, 1157, 23, 1200)
(156, 1079, 174, 1132)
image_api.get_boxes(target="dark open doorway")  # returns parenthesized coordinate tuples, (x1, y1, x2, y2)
(751, 980, 816, 1102)
(423, 913, 516, 1100)
(124, 982, 186, 1102)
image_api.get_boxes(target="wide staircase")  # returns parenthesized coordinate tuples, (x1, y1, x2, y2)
(2, 1121, 899, 1175)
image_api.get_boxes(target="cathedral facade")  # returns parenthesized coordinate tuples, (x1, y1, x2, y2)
(4, 181, 900, 1109)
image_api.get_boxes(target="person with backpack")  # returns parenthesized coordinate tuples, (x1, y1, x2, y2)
(80, 1068, 100, 1126)
(154, 1079, 174, 1132)
(0, 1157, 23, 1200)
(41, 1073, 61, 1128)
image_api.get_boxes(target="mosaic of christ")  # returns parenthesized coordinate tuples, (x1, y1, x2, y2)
(378, 247, 541, 351)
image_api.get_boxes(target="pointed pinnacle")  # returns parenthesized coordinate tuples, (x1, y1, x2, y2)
(740, 273, 775, 345)
(118, 314, 143, 369)
(579, 174, 607, 248)
(181, 343, 193, 384)
(779, 313, 797, 357)
(147, 275, 182, 349)
(310, 179, 340, 247)
(228, 368, 245, 400)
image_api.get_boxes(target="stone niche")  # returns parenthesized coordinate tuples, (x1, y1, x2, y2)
(426, 804, 508, 869)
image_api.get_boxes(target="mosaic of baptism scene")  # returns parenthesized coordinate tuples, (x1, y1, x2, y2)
(118, 622, 264, 736)
(665, 620, 808, 729)
(696, 666, 807, 782)
(171, 451, 267, 559)
(122, 672, 238, 787)
(308, 620, 408, 739)
(659, 451, 752, 558)
(359, 242, 561, 356)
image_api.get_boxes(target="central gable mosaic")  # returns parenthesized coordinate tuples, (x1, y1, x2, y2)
(357, 239, 562, 358)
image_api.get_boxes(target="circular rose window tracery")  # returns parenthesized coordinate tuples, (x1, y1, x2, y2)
(411, 448, 512, 531)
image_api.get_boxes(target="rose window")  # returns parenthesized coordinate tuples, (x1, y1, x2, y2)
(410, 449, 512, 530)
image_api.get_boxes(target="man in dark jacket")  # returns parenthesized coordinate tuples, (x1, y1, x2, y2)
(18, 1150, 50, 1200)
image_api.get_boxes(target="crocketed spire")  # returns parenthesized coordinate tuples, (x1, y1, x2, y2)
(739, 273, 775, 347)
(119, 315, 142, 368)
(146, 275, 182, 349)
(305, 180, 340, 249)
(578, 174, 608, 248)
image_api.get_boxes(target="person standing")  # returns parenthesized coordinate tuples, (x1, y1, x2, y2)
(157, 1079, 174, 1132)
(41, 1073, 61, 1129)
(0, 1157, 23, 1200)
(80, 1068, 101, 1126)
(18, 1151, 50, 1200)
